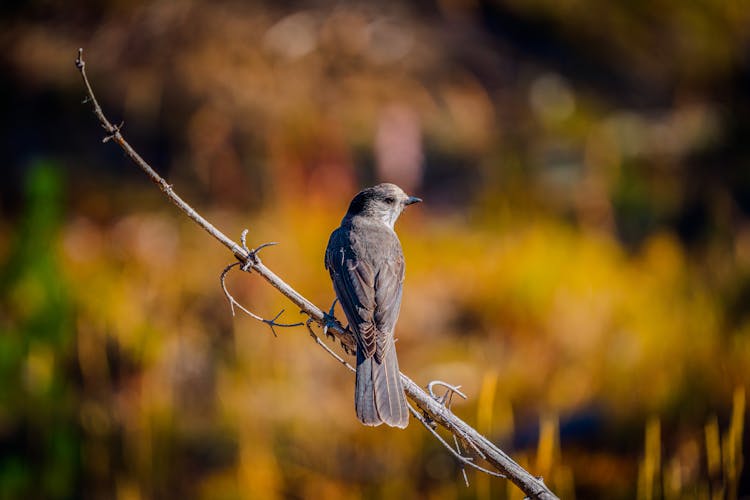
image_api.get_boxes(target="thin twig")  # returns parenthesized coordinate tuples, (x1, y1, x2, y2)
(220, 261, 303, 336)
(456, 425, 488, 460)
(75, 48, 558, 500)
(427, 379, 487, 460)
(305, 318, 356, 373)
(453, 434, 470, 487)
(406, 402, 505, 479)
(428, 380, 468, 404)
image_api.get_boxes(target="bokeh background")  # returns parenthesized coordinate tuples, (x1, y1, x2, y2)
(1, 1, 748, 498)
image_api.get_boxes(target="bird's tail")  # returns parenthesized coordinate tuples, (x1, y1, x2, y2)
(355, 337, 409, 428)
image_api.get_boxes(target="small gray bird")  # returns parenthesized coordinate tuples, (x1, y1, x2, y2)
(325, 183, 421, 428)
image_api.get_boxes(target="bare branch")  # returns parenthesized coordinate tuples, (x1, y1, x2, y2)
(75, 49, 559, 500)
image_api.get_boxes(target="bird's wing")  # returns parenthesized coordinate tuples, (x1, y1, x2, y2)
(371, 234, 405, 360)
(325, 224, 405, 361)
(326, 226, 377, 356)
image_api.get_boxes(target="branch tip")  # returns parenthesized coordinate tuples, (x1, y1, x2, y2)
(240, 229, 250, 252)
(75, 48, 84, 69)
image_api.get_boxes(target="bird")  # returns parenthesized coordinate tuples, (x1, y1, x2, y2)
(325, 183, 422, 428)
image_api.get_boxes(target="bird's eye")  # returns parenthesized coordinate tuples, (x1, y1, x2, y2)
(384, 197, 395, 204)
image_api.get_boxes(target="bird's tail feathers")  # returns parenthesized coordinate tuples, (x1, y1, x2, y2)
(355, 337, 409, 428)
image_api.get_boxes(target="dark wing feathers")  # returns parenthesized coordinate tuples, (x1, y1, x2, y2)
(326, 227, 376, 355)
(325, 222, 405, 361)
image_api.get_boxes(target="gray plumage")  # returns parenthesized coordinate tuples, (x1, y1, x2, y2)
(325, 183, 421, 428)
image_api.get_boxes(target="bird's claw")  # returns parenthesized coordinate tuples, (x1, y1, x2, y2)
(322, 298, 339, 341)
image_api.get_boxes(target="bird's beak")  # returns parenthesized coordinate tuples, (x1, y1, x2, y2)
(405, 196, 422, 206)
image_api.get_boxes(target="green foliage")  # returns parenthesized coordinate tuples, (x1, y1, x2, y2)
(0, 162, 79, 499)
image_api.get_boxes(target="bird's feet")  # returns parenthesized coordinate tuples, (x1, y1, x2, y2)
(322, 298, 339, 341)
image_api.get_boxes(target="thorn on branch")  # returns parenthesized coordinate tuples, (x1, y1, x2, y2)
(220, 261, 303, 336)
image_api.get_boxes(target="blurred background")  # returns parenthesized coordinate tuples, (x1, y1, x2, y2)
(0, 1, 748, 498)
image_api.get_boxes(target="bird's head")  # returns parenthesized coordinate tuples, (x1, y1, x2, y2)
(346, 183, 422, 228)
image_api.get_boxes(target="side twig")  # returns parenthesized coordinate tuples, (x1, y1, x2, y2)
(453, 434, 470, 487)
(220, 262, 303, 336)
(406, 401, 505, 479)
(75, 48, 558, 500)
(305, 318, 356, 373)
